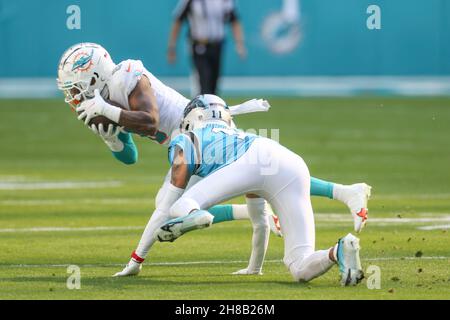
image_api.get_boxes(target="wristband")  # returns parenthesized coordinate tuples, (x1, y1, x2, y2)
(103, 103, 122, 123)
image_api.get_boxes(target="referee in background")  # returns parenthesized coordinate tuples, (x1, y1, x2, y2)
(167, 0, 247, 95)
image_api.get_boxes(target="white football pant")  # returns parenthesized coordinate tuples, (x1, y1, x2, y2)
(170, 138, 334, 281)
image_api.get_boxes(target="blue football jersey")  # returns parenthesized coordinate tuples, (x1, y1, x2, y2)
(168, 123, 258, 177)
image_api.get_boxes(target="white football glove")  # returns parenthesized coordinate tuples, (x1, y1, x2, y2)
(90, 123, 125, 152)
(77, 89, 122, 125)
(232, 268, 263, 275)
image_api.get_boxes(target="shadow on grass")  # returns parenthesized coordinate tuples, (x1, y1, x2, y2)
(1, 274, 347, 291)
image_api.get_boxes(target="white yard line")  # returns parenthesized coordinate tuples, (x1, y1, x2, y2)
(0, 256, 448, 269)
(367, 217, 450, 223)
(314, 214, 450, 230)
(0, 181, 123, 190)
(0, 226, 143, 233)
(313, 214, 450, 223)
(364, 256, 449, 261)
(372, 193, 450, 200)
(0, 198, 154, 206)
(417, 224, 450, 230)
(1, 214, 450, 233)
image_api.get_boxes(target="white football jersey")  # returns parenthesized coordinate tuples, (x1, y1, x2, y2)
(107, 59, 189, 145)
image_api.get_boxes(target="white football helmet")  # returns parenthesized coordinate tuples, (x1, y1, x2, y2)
(180, 94, 232, 132)
(56, 43, 116, 107)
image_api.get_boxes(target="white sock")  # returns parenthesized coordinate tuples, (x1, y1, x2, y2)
(135, 208, 169, 259)
(289, 250, 336, 282)
(332, 183, 347, 202)
(245, 198, 270, 273)
(231, 204, 249, 220)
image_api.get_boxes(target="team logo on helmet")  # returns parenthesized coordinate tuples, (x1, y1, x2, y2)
(71, 49, 94, 72)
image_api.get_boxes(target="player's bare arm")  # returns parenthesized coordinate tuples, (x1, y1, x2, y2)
(75, 73, 160, 137)
(170, 148, 191, 189)
(122, 75, 160, 136)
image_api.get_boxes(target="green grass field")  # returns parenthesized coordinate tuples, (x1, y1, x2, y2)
(0, 97, 449, 299)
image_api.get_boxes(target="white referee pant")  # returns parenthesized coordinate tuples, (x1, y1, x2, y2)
(170, 138, 321, 280)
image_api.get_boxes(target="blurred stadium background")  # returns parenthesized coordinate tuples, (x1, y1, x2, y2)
(0, 0, 449, 299)
(1, 0, 450, 97)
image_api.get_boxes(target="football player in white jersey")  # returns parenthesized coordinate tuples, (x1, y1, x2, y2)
(57, 43, 371, 277)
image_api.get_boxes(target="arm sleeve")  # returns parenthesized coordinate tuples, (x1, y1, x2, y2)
(168, 134, 197, 175)
(112, 132, 139, 165)
(173, 0, 191, 22)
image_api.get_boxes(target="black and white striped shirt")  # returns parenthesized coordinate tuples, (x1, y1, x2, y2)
(173, 0, 239, 42)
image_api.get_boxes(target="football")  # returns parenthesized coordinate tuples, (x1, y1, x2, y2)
(77, 99, 124, 128)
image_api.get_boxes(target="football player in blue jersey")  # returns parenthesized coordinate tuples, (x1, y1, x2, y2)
(152, 94, 364, 285)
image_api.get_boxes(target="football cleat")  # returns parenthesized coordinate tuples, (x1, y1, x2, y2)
(338, 183, 372, 233)
(156, 210, 214, 242)
(113, 259, 142, 277)
(232, 268, 263, 275)
(335, 233, 364, 286)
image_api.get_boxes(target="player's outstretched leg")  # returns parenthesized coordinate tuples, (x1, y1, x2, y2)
(113, 206, 170, 277)
(156, 200, 277, 243)
(156, 210, 214, 242)
(208, 178, 371, 235)
(209, 201, 282, 237)
(114, 177, 183, 277)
